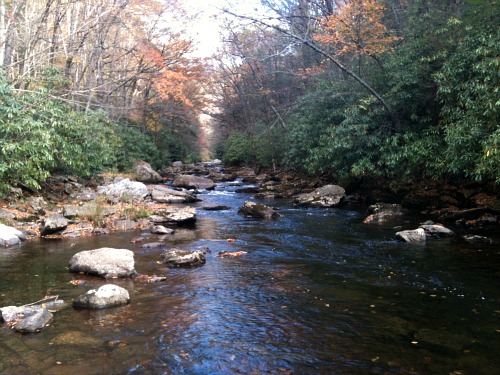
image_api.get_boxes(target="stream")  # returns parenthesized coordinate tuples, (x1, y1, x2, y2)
(0, 180, 499, 374)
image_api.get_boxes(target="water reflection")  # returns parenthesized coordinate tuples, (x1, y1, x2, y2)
(0, 183, 499, 374)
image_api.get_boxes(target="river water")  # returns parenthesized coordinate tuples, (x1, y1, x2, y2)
(0, 181, 499, 374)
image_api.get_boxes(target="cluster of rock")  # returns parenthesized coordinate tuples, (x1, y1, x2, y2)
(0, 242, 212, 333)
(362, 203, 495, 244)
(0, 161, 226, 246)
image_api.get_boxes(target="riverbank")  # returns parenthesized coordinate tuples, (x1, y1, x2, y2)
(0, 161, 499, 246)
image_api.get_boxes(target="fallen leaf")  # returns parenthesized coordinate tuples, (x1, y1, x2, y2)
(69, 280, 86, 286)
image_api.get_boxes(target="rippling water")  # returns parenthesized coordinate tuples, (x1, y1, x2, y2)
(0, 181, 499, 374)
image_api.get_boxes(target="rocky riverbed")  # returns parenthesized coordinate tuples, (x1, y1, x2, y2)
(0, 160, 499, 248)
(0, 161, 499, 374)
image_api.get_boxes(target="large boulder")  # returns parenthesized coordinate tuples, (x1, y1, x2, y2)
(97, 178, 149, 202)
(160, 249, 206, 268)
(133, 160, 163, 183)
(73, 284, 130, 309)
(151, 185, 200, 204)
(68, 248, 137, 278)
(294, 185, 345, 208)
(40, 214, 69, 236)
(172, 175, 216, 190)
(0, 224, 26, 247)
(149, 206, 196, 224)
(238, 201, 280, 219)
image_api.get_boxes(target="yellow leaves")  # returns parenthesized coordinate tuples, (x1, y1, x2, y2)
(314, 0, 400, 58)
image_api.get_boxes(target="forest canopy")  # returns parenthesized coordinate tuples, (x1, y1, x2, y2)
(0, 0, 498, 192)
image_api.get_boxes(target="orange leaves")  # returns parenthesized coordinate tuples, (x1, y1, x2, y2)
(314, 0, 400, 58)
(139, 39, 206, 110)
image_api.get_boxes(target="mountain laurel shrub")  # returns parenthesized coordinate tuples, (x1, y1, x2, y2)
(0, 75, 118, 192)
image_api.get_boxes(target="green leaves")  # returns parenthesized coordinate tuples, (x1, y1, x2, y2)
(0, 75, 118, 193)
(434, 16, 500, 182)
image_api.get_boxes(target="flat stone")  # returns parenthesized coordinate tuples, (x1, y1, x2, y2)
(63, 204, 118, 218)
(151, 225, 174, 234)
(419, 224, 455, 237)
(172, 175, 216, 190)
(149, 206, 196, 224)
(68, 248, 136, 278)
(151, 185, 199, 203)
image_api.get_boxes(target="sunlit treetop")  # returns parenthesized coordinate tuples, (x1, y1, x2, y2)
(314, 0, 400, 58)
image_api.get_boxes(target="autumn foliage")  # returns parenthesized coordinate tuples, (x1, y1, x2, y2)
(314, 0, 400, 58)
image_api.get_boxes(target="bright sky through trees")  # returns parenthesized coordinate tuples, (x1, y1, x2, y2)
(183, 0, 265, 57)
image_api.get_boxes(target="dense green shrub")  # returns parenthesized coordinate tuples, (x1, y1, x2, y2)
(434, 20, 499, 182)
(114, 124, 162, 171)
(0, 75, 118, 191)
(222, 132, 255, 165)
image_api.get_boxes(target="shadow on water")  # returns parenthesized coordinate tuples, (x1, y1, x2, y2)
(1, 181, 499, 374)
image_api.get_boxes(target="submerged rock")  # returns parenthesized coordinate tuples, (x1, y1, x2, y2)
(463, 235, 493, 244)
(294, 185, 345, 208)
(202, 205, 230, 211)
(161, 249, 206, 267)
(73, 284, 130, 309)
(68, 248, 136, 278)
